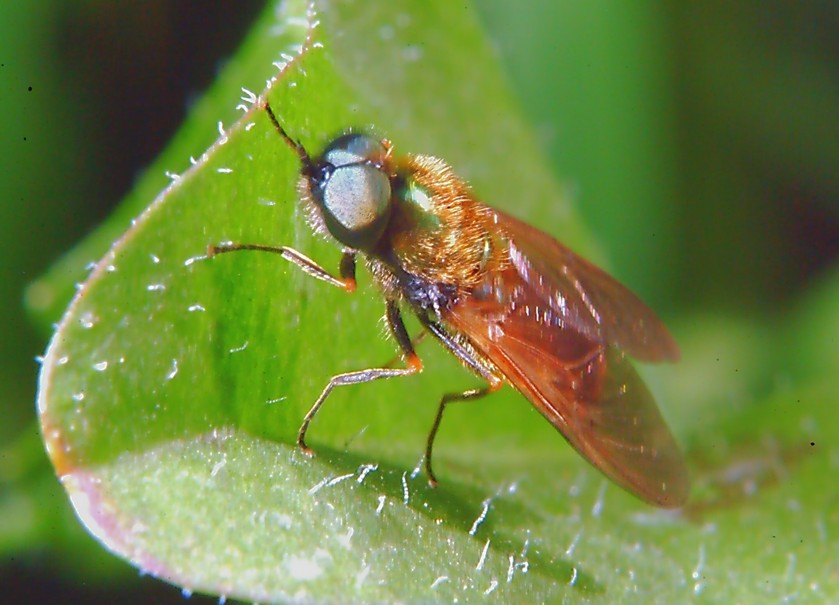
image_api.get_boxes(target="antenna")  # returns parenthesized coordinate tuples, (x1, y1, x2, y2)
(262, 100, 313, 171)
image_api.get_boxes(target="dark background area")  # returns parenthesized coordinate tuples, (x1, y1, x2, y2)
(1, 0, 837, 602)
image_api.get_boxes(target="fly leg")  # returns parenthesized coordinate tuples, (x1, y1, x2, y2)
(209, 243, 357, 292)
(297, 299, 423, 454)
(382, 329, 428, 368)
(418, 316, 503, 486)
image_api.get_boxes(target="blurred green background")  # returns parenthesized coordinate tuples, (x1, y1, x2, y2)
(2, 0, 837, 602)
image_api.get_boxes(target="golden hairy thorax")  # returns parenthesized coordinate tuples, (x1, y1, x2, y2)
(382, 153, 509, 292)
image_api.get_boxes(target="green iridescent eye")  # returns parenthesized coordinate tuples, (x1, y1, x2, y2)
(320, 162, 391, 249)
(311, 134, 392, 251)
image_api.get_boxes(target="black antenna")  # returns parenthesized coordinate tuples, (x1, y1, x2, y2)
(262, 100, 313, 171)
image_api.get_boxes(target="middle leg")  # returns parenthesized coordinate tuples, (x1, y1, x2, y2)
(297, 299, 423, 453)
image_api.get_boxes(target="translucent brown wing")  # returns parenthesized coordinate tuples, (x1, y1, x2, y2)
(443, 210, 688, 507)
(496, 209, 679, 362)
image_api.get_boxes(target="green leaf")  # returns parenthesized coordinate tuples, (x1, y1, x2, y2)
(36, 0, 839, 603)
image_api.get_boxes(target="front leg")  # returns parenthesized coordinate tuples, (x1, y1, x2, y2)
(208, 242, 357, 292)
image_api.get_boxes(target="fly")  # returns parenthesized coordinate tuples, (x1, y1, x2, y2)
(209, 102, 689, 508)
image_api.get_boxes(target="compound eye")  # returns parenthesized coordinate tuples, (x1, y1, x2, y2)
(322, 133, 386, 167)
(320, 162, 391, 249)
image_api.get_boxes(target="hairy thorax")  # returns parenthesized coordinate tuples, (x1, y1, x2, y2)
(373, 153, 509, 306)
